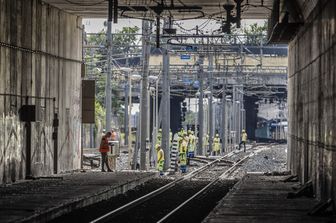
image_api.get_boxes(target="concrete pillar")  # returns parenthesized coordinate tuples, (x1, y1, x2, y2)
(208, 53, 214, 154)
(232, 86, 236, 146)
(124, 80, 129, 145)
(221, 83, 226, 153)
(0, 0, 82, 183)
(140, 20, 151, 170)
(197, 55, 205, 156)
(162, 20, 170, 170)
(105, 0, 113, 132)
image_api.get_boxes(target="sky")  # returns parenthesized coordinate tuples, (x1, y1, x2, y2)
(83, 18, 266, 33)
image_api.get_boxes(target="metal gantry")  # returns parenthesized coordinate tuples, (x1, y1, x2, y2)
(83, 30, 287, 169)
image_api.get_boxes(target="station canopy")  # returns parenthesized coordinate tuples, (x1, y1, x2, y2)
(42, 0, 273, 19)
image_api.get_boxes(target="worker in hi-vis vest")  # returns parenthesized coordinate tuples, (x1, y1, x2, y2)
(179, 133, 188, 173)
(156, 145, 165, 176)
(187, 131, 196, 158)
(239, 129, 248, 152)
(99, 132, 113, 172)
(213, 133, 221, 156)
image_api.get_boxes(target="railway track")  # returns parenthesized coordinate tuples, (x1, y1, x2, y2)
(90, 151, 252, 223)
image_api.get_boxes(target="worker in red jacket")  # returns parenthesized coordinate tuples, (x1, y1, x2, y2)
(99, 131, 113, 172)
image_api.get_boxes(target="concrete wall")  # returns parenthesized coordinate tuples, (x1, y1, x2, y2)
(288, 0, 336, 201)
(0, 0, 82, 183)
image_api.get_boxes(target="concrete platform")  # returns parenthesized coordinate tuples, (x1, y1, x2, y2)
(203, 174, 336, 223)
(0, 171, 157, 223)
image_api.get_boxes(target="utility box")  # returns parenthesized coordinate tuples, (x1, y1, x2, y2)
(19, 105, 37, 122)
(82, 80, 95, 123)
(108, 141, 120, 156)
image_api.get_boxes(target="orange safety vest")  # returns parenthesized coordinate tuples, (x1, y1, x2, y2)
(99, 136, 110, 153)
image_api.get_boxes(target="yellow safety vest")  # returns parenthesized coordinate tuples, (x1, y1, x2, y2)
(242, 133, 247, 142)
(213, 137, 220, 152)
(157, 149, 164, 171)
(179, 139, 187, 165)
(188, 135, 195, 152)
(157, 149, 164, 162)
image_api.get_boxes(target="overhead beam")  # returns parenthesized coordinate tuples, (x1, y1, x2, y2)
(42, 0, 273, 19)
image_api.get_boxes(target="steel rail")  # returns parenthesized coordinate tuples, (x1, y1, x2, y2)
(157, 153, 251, 223)
(90, 152, 235, 223)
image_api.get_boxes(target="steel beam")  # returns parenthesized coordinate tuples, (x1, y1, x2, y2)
(221, 83, 226, 153)
(197, 55, 205, 156)
(208, 53, 214, 154)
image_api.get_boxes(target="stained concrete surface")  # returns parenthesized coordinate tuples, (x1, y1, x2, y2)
(0, 171, 156, 222)
(288, 0, 336, 201)
(0, 0, 82, 184)
(203, 174, 336, 223)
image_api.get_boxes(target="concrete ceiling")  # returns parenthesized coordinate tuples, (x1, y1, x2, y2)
(42, 0, 273, 19)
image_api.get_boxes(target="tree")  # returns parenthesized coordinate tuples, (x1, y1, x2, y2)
(85, 26, 141, 129)
(95, 100, 105, 124)
(243, 22, 268, 45)
(112, 26, 141, 57)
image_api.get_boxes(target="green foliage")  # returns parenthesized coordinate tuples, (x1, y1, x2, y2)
(85, 26, 140, 128)
(95, 74, 106, 106)
(86, 26, 140, 57)
(113, 26, 140, 56)
(243, 22, 268, 45)
(95, 100, 105, 125)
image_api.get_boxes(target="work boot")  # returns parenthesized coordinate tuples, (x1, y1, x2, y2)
(102, 169, 106, 172)
(108, 169, 113, 172)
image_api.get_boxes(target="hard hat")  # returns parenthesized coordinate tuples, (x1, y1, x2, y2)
(159, 128, 162, 132)
(216, 133, 219, 137)
(242, 129, 246, 133)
